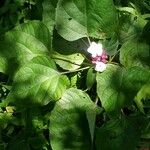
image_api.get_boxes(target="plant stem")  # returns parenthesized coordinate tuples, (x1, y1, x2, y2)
(61, 66, 90, 75)
(108, 50, 120, 63)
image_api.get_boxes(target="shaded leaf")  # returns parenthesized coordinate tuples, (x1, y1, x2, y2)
(95, 115, 148, 150)
(123, 66, 150, 93)
(120, 39, 150, 68)
(42, 0, 58, 33)
(96, 64, 126, 116)
(86, 67, 96, 90)
(50, 88, 99, 150)
(118, 12, 147, 43)
(135, 84, 150, 113)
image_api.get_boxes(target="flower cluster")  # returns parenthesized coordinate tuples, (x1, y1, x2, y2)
(87, 42, 107, 72)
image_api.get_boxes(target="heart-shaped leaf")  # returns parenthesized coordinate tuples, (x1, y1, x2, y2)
(7, 56, 70, 106)
(56, 0, 118, 41)
(50, 88, 99, 150)
(0, 21, 51, 77)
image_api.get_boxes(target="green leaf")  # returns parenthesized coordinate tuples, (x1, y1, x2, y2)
(96, 64, 126, 116)
(87, 0, 118, 38)
(56, 0, 87, 41)
(95, 115, 148, 150)
(50, 88, 99, 150)
(86, 107, 103, 144)
(123, 66, 150, 93)
(14, 21, 51, 51)
(42, 0, 58, 33)
(0, 21, 51, 76)
(53, 32, 88, 55)
(120, 39, 150, 68)
(56, 0, 118, 41)
(96, 65, 150, 116)
(6, 131, 31, 150)
(142, 20, 150, 44)
(52, 52, 84, 71)
(7, 141, 30, 150)
(118, 13, 147, 43)
(28, 135, 48, 149)
(7, 57, 70, 106)
(86, 67, 96, 90)
(103, 33, 119, 56)
(70, 74, 77, 87)
(135, 84, 150, 113)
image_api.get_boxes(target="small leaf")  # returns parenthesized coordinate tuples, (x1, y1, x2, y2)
(86, 107, 103, 144)
(135, 84, 150, 113)
(53, 52, 84, 71)
(70, 74, 77, 87)
(86, 67, 96, 90)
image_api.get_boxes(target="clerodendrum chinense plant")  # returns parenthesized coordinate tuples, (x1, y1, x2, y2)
(0, 0, 150, 150)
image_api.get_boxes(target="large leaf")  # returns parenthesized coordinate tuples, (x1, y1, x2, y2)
(120, 39, 150, 68)
(0, 21, 51, 76)
(52, 52, 84, 71)
(96, 64, 126, 116)
(50, 88, 99, 150)
(7, 56, 70, 106)
(53, 31, 88, 55)
(95, 115, 148, 150)
(42, 0, 58, 33)
(97, 65, 150, 116)
(14, 21, 52, 50)
(55, 0, 118, 41)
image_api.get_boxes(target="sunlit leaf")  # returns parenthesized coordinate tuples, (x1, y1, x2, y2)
(53, 52, 84, 71)
(56, 0, 118, 41)
(7, 57, 70, 106)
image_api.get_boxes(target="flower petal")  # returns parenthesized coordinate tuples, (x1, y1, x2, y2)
(95, 62, 107, 72)
(87, 42, 103, 57)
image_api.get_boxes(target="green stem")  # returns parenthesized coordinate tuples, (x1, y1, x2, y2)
(52, 56, 91, 66)
(61, 66, 91, 75)
(108, 50, 120, 63)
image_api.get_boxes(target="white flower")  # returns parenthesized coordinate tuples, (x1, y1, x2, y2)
(87, 42, 103, 57)
(95, 62, 107, 72)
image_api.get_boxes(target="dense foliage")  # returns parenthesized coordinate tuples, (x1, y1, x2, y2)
(0, 0, 150, 149)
